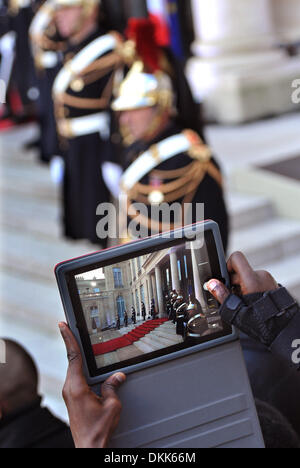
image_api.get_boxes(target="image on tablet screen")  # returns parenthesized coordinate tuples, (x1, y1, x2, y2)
(75, 238, 225, 370)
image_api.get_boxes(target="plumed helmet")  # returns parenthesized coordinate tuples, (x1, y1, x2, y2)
(112, 18, 175, 113)
(112, 61, 173, 112)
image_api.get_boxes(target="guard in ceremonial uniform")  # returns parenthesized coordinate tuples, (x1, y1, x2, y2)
(184, 296, 209, 342)
(174, 294, 187, 337)
(0, 0, 38, 125)
(112, 19, 229, 251)
(169, 292, 178, 323)
(30, 0, 65, 163)
(51, 0, 123, 245)
(8, 0, 38, 117)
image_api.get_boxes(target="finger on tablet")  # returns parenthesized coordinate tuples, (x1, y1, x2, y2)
(207, 279, 230, 305)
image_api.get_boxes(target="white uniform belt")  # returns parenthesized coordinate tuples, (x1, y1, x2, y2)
(58, 112, 110, 139)
(53, 34, 117, 95)
(121, 133, 191, 192)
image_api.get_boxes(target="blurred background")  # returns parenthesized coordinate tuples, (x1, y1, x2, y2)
(1, 0, 300, 421)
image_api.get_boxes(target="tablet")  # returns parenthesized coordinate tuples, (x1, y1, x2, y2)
(55, 221, 264, 448)
(55, 221, 234, 384)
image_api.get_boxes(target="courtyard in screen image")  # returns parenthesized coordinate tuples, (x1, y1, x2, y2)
(75, 241, 222, 369)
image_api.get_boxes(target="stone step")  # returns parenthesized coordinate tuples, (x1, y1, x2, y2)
(0, 268, 65, 335)
(133, 340, 156, 354)
(228, 217, 300, 269)
(151, 328, 183, 344)
(226, 192, 275, 231)
(140, 335, 166, 350)
(0, 122, 39, 150)
(147, 330, 179, 347)
(118, 322, 145, 335)
(0, 161, 58, 201)
(1, 146, 38, 167)
(1, 191, 61, 239)
(0, 225, 95, 283)
(261, 253, 300, 304)
(158, 321, 176, 329)
(206, 113, 300, 176)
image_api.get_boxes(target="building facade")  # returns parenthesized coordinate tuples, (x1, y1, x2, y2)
(77, 240, 216, 336)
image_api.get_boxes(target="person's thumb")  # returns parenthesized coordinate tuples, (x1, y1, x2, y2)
(101, 373, 126, 400)
(206, 280, 230, 305)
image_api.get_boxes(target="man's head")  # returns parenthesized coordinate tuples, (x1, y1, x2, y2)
(112, 62, 175, 144)
(0, 340, 38, 419)
(54, 0, 100, 40)
(118, 106, 170, 143)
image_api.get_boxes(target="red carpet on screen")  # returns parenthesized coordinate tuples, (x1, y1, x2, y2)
(93, 319, 169, 356)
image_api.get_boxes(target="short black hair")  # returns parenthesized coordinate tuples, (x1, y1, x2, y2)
(0, 339, 39, 413)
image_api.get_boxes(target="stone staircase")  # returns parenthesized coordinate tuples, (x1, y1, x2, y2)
(118, 321, 183, 354)
(1, 123, 300, 423)
(133, 322, 184, 353)
(226, 192, 300, 303)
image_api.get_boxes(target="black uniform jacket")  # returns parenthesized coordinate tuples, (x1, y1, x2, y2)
(123, 122, 229, 251)
(0, 398, 74, 449)
(10, 5, 37, 107)
(58, 27, 119, 245)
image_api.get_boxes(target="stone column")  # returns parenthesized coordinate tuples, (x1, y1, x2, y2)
(155, 267, 165, 318)
(148, 275, 154, 304)
(191, 0, 275, 58)
(186, 0, 300, 123)
(169, 250, 180, 293)
(144, 277, 150, 313)
(190, 243, 208, 313)
(151, 274, 158, 314)
(272, 0, 300, 45)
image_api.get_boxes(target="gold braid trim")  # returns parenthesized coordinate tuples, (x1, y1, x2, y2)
(125, 162, 223, 208)
(123, 130, 224, 235)
(56, 68, 116, 111)
(151, 161, 195, 180)
(79, 52, 122, 77)
(56, 93, 109, 110)
(75, 66, 115, 88)
(206, 162, 224, 189)
(128, 163, 206, 205)
(134, 161, 201, 195)
(32, 33, 66, 52)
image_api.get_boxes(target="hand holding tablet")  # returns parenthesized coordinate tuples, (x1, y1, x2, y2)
(59, 321, 126, 449)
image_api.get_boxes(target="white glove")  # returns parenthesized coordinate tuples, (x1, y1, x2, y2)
(101, 162, 123, 199)
(50, 156, 65, 186)
(0, 32, 16, 56)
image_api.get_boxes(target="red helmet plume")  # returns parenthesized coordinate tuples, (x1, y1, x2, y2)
(126, 17, 169, 73)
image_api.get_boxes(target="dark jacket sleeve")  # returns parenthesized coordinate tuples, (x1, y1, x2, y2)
(270, 309, 300, 370)
(220, 288, 300, 371)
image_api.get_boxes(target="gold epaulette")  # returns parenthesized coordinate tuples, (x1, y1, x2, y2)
(128, 160, 207, 206)
(126, 130, 222, 207)
(183, 129, 212, 163)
